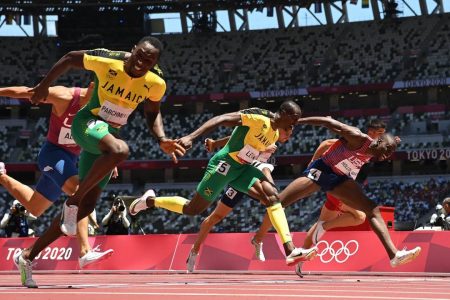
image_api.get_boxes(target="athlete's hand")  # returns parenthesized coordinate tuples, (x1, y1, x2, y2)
(85, 81, 95, 100)
(111, 167, 119, 179)
(160, 138, 186, 164)
(204, 138, 215, 153)
(177, 136, 193, 151)
(265, 144, 277, 154)
(29, 84, 49, 105)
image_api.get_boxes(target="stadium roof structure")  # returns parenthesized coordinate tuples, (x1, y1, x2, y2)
(0, 0, 445, 36)
(0, 0, 444, 17)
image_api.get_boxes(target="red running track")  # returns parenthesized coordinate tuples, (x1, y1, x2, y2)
(1, 272, 450, 300)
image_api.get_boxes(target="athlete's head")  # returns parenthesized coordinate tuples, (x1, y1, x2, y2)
(126, 36, 163, 78)
(443, 197, 450, 215)
(369, 133, 398, 161)
(366, 119, 386, 139)
(274, 100, 302, 131)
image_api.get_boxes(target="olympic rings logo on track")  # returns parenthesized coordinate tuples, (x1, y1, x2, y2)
(316, 240, 359, 264)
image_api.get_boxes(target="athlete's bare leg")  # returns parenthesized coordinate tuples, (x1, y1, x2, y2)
(322, 204, 365, 231)
(66, 134, 129, 221)
(191, 201, 233, 254)
(76, 187, 101, 256)
(0, 174, 52, 216)
(328, 180, 397, 258)
(302, 205, 365, 249)
(61, 175, 80, 196)
(23, 187, 103, 261)
(253, 177, 321, 244)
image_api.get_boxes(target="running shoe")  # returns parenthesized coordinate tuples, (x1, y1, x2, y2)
(286, 246, 318, 266)
(251, 237, 266, 262)
(79, 248, 114, 269)
(186, 249, 198, 273)
(390, 246, 421, 268)
(14, 251, 37, 288)
(0, 162, 6, 175)
(129, 189, 155, 216)
(60, 201, 78, 236)
(312, 221, 326, 245)
(295, 262, 304, 278)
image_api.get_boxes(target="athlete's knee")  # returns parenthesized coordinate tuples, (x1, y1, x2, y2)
(27, 206, 44, 217)
(104, 140, 129, 161)
(183, 201, 205, 216)
(202, 213, 223, 227)
(63, 176, 80, 196)
(210, 213, 226, 224)
(354, 211, 366, 225)
(63, 183, 78, 196)
(261, 193, 280, 207)
(364, 203, 379, 218)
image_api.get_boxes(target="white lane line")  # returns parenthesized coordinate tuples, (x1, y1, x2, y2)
(0, 291, 448, 300)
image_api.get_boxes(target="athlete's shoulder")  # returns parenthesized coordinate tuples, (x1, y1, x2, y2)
(85, 49, 128, 61)
(240, 107, 273, 118)
(150, 64, 164, 80)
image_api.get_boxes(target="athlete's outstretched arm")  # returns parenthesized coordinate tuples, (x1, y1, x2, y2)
(297, 117, 366, 147)
(205, 136, 231, 152)
(178, 112, 241, 150)
(0, 86, 33, 99)
(309, 139, 338, 164)
(143, 100, 186, 163)
(0, 85, 79, 107)
(30, 50, 86, 104)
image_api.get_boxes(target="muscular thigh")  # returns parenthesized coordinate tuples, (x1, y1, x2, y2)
(328, 180, 376, 213)
(71, 109, 119, 155)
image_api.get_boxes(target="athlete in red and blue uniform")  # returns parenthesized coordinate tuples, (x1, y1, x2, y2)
(0, 84, 113, 288)
(254, 116, 421, 269)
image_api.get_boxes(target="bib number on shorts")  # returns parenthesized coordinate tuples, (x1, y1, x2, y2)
(216, 161, 231, 176)
(307, 168, 322, 181)
(225, 187, 237, 199)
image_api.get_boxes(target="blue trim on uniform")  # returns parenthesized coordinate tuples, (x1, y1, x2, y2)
(36, 141, 78, 202)
(303, 158, 349, 191)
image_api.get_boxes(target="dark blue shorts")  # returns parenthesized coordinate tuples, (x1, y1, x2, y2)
(303, 158, 349, 192)
(220, 186, 245, 208)
(36, 141, 78, 202)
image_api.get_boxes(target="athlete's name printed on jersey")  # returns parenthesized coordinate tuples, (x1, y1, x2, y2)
(254, 132, 273, 147)
(335, 157, 365, 179)
(58, 127, 76, 145)
(98, 101, 133, 126)
(237, 145, 260, 163)
(101, 81, 152, 104)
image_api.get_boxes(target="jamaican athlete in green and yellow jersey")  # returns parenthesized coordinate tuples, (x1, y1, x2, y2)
(225, 108, 279, 164)
(71, 48, 166, 189)
(82, 48, 166, 127)
(197, 108, 280, 201)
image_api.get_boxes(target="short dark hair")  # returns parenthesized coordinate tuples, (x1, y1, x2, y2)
(278, 100, 302, 118)
(138, 36, 164, 55)
(368, 119, 386, 130)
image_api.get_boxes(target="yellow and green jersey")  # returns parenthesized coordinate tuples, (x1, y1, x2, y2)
(82, 48, 166, 127)
(221, 108, 279, 164)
